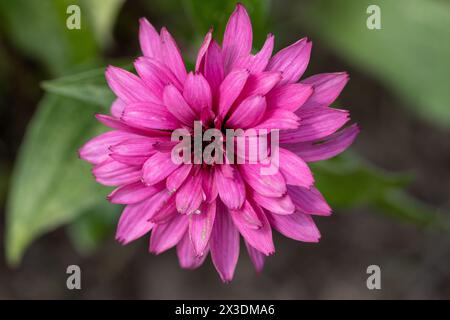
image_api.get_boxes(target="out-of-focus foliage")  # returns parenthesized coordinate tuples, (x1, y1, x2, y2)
(3, 0, 123, 265)
(3, 0, 445, 266)
(298, 0, 450, 128)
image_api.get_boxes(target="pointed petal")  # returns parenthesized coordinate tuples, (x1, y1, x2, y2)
(286, 124, 360, 162)
(245, 241, 265, 273)
(215, 165, 246, 209)
(235, 33, 274, 73)
(222, 3, 253, 72)
(142, 152, 180, 186)
(183, 72, 212, 114)
(195, 29, 212, 71)
(150, 196, 177, 223)
(267, 38, 312, 85)
(139, 18, 161, 59)
(226, 95, 267, 129)
(92, 160, 141, 186)
(278, 148, 314, 188)
(107, 181, 164, 204)
(149, 213, 189, 254)
(189, 201, 216, 256)
(110, 99, 126, 118)
(253, 109, 300, 130)
(160, 27, 187, 83)
(204, 40, 224, 98)
(238, 71, 282, 100)
(177, 232, 209, 269)
(163, 84, 197, 126)
(176, 173, 204, 214)
(218, 69, 249, 119)
(281, 108, 350, 143)
(95, 114, 171, 137)
(116, 199, 155, 245)
(265, 83, 313, 112)
(202, 168, 218, 203)
(268, 211, 320, 242)
(105, 66, 159, 104)
(79, 131, 138, 165)
(210, 200, 240, 282)
(230, 199, 262, 230)
(287, 185, 331, 216)
(301, 72, 349, 109)
(134, 57, 183, 99)
(121, 102, 181, 130)
(230, 201, 274, 255)
(240, 163, 287, 197)
(252, 192, 295, 215)
(166, 164, 193, 193)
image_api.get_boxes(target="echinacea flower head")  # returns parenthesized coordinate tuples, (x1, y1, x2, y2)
(80, 4, 359, 282)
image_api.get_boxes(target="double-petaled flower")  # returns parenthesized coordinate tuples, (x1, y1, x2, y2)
(80, 4, 358, 282)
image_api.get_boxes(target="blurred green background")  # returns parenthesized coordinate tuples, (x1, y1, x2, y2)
(0, 0, 449, 299)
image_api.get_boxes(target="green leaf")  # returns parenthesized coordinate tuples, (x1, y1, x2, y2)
(5, 94, 110, 266)
(312, 153, 439, 226)
(80, 0, 125, 49)
(42, 68, 115, 109)
(0, 0, 98, 76)
(67, 204, 120, 256)
(297, 0, 450, 128)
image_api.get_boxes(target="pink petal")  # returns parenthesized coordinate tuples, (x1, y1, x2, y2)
(176, 173, 204, 214)
(301, 72, 349, 109)
(238, 71, 282, 100)
(203, 40, 224, 99)
(149, 213, 189, 254)
(107, 181, 164, 204)
(163, 84, 197, 126)
(95, 114, 171, 137)
(286, 124, 360, 162)
(134, 57, 183, 99)
(79, 130, 138, 165)
(230, 201, 274, 255)
(235, 33, 274, 73)
(121, 102, 181, 131)
(183, 72, 212, 114)
(142, 152, 180, 186)
(245, 241, 265, 273)
(222, 3, 253, 73)
(92, 160, 141, 186)
(268, 211, 320, 242)
(166, 164, 193, 193)
(230, 199, 262, 230)
(210, 200, 240, 282)
(240, 163, 287, 197)
(253, 109, 300, 130)
(226, 95, 267, 129)
(195, 29, 212, 72)
(265, 83, 313, 112)
(218, 69, 249, 120)
(287, 185, 331, 216)
(116, 199, 155, 244)
(105, 66, 159, 104)
(281, 108, 350, 143)
(278, 148, 314, 188)
(267, 38, 312, 85)
(202, 168, 218, 203)
(252, 192, 295, 215)
(160, 27, 187, 83)
(177, 232, 209, 270)
(109, 137, 156, 157)
(110, 99, 126, 118)
(189, 201, 216, 256)
(139, 18, 161, 60)
(150, 196, 177, 223)
(215, 165, 246, 209)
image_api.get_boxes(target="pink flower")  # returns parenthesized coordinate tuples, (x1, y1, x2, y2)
(79, 4, 359, 282)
